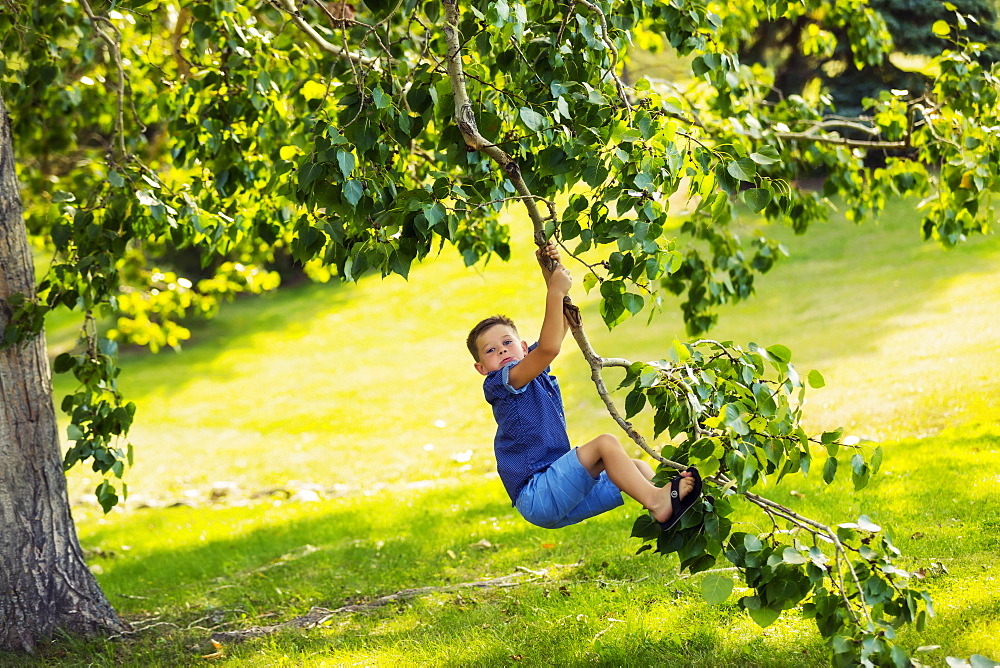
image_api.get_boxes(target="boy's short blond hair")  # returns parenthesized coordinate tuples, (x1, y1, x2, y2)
(467, 315, 517, 362)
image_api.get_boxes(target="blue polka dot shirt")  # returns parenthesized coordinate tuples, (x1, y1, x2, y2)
(483, 346, 570, 504)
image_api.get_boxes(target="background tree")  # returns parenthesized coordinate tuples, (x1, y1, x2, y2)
(734, 0, 1000, 117)
(1, 0, 998, 661)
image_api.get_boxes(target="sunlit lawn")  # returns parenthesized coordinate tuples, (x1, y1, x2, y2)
(13, 197, 1000, 666)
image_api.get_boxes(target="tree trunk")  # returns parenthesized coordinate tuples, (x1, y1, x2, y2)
(0, 90, 128, 652)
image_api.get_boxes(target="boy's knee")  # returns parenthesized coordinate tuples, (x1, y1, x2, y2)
(596, 433, 623, 450)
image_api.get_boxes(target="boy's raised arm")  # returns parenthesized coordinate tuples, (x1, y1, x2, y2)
(507, 242, 571, 390)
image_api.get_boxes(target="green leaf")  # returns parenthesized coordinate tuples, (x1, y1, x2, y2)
(852, 458, 870, 491)
(519, 106, 546, 132)
(371, 86, 390, 110)
(53, 353, 76, 374)
(782, 547, 807, 565)
(766, 344, 791, 363)
(630, 513, 660, 539)
(857, 515, 881, 532)
(931, 20, 951, 37)
(337, 150, 356, 179)
(726, 158, 757, 182)
(583, 272, 599, 293)
(823, 456, 837, 484)
(807, 369, 825, 388)
(423, 202, 446, 227)
(622, 292, 644, 315)
(743, 188, 771, 213)
(701, 573, 734, 604)
(624, 390, 646, 419)
(344, 180, 364, 207)
(750, 148, 780, 165)
(51, 190, 76, 203)
(714, 163, 739, 196)
(639, 367, 660, 388)
(95, 481, 119, 514)
(870, 445, 884, 474)
(744, 533, 763, 552)
(633, 172, 654, 191)
(670, 340, 691, 362)
(723, 403, 750, 436)
(747, 606, 780, 628)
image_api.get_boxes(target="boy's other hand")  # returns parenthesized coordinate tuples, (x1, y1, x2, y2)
(536, 240, 561, 273)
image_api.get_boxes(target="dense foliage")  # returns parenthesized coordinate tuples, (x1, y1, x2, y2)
(621, 339, 924, 667)
(3, 0, 999, 662)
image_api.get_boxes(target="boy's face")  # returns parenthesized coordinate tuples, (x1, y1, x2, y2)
(474, 324, 529, 375)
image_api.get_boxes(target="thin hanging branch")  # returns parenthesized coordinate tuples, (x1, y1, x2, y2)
(79, 0, 127, 160)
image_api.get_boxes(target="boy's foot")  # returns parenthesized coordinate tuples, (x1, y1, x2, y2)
(650, 467, 703, 530)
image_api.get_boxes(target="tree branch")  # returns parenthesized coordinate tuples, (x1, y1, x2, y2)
(775, 115, 912, 150)
(274, 0, 383, 67)
(442, 0, 679, 468)
(442, 0, 550, 240)
(775, 132, 908, 149)
(440, 4, 878, 633)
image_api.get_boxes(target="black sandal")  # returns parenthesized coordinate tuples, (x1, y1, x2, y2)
(658, 466, 703, 531)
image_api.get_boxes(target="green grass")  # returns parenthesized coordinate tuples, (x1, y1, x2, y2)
(7, 197, 1000, 666)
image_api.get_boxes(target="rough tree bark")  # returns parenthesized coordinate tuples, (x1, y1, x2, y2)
(0, 90, 128, 652)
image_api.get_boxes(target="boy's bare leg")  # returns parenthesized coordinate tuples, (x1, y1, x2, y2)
(632, 458, 655, 480)
(576, 434, 695, 525)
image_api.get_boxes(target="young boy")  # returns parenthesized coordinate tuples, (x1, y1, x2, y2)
(467, 241, 701, 529)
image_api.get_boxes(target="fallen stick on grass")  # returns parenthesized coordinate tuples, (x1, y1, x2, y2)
(209, 571, 539, 644)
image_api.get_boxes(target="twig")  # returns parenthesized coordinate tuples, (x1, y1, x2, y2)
(573, 0, 632, 119)
(555, 0, 576, 47)
(79, 0, 127, 160)
(273, 0, 383, 67)
(775, 132, 908, 149)
(775, 113, 916, 150)
(210, 572, 539, 643)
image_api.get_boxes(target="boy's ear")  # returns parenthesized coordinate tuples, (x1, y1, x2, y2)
(521, 340, 529, 355)
(474, 362, 488, 376)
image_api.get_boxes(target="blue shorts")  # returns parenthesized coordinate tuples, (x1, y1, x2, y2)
(514, 448, 624, 529)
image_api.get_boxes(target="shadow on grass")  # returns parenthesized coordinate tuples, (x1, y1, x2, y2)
(67, 480, 827, 665)
(63, 425, 1000, 665)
